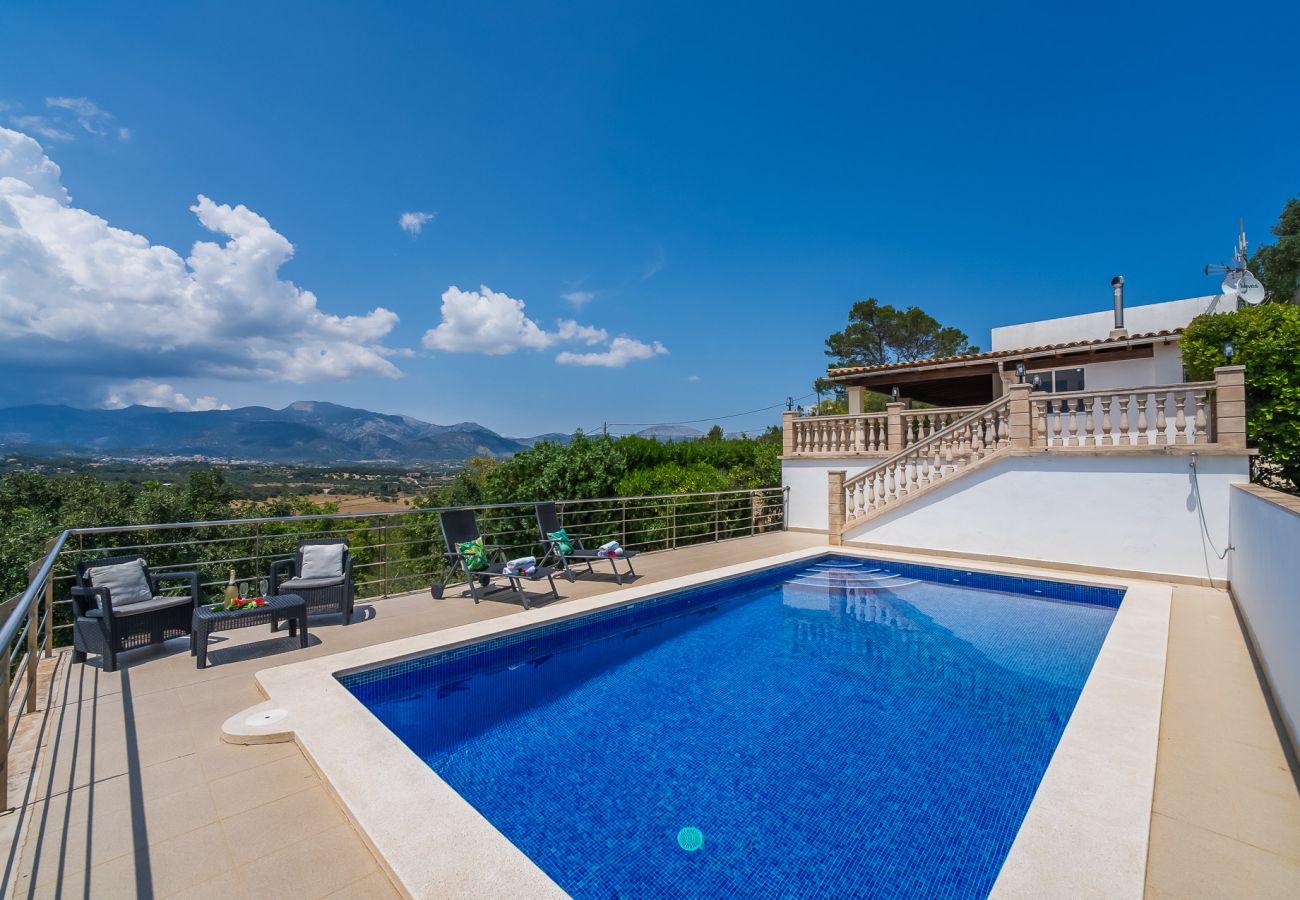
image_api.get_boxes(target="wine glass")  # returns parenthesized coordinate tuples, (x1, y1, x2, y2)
(239, 581, 249, 601)
(258, 577, 269, 599)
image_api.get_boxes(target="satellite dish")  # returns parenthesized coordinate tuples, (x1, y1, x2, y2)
(1234, 270, 1266, 305)
(1207, 219, 1269, 308)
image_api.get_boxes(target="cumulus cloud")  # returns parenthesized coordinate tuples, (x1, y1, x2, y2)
(422, 284, 664, 366)
(0, 126, 404, 402)
(556, 337, 668, 368)
(556, 319, 608, 345)
(399, 211, 435, 235)
(687, 374, 701, 381)
(422, 285, 555, 354)
(104, 380, 229, 412)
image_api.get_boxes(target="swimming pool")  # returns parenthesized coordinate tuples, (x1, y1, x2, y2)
(342, 555, 1122, 898)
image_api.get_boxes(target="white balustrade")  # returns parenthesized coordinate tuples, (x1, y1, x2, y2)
(1029, 383, 1216, 448)
(840, 397, 1012, 530)
(789, 413, 889, 456)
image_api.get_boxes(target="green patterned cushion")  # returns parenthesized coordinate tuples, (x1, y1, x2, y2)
(457, 537, 489, 571)
(547, 529, 573, 557)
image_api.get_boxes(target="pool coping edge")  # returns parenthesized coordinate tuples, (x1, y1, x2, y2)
(242, 546, 1168, 899)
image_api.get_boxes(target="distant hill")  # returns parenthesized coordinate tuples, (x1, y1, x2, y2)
(510, 432, 575, 448)
(0, 401, 557, 465)
(635, 425, 705, 442)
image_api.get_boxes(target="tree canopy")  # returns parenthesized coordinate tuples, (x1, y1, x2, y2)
(1250, 197, 1300, 307)
(813, 298, 977, 406)
(823, 298, 978, 370)
(1182, 303, 1300, 493)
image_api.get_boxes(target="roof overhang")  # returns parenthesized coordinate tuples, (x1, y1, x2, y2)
(825, 330, 1182, 406)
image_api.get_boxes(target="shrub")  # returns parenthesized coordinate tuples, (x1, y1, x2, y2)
(1182, 304, 1300, 493)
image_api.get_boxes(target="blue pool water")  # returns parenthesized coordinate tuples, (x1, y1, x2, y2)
(343, 556, 1121, 898)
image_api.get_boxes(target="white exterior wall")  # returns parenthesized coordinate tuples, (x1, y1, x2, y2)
(991, 296, 1221, 351)
(782, 458, 875, 531)
(1227, 486, 1300, 751)
(1040, 339, 1186, 392)
(839, 453, 1247, 582)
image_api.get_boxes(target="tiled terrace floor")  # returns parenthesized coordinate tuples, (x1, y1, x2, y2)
(1, 532, 1296, 898)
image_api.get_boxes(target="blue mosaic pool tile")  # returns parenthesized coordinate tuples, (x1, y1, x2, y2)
(340, 555, 1122, 897)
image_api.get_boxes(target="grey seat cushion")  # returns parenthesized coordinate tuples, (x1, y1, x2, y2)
(86, 595, 192, 618)
(280, 576, 346, 591)
(86, 559, 153, 607)
(299, 543, 346, 579)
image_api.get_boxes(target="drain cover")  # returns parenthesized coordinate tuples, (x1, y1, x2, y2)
(244, 708, 288, 727)
(677, 826, 704, 851)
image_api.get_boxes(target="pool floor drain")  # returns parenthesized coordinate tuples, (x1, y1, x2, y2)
(677, 826, 704, 851)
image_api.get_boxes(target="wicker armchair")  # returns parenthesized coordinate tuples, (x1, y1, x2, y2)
(268, 539, 355, 625)
(71, 555, 200, 672)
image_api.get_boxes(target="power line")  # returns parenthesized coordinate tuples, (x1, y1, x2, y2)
(597, 393, 817, 430)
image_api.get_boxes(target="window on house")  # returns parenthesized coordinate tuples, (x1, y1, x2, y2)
(1027, 368, 1086, 393)
(1054, 368, 1085, 393)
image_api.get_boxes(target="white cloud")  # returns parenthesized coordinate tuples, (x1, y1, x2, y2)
(45, 97, 117, 138)
(104, 380, 229, 411)
(562, 289, 595, 307)
(9, 116, 74, 142)
(422, 285, 554, 354)
(556, 319, 608, 345)
(0, 126, 404, 397)
(687, 374, 701, 381)
(556, 337, 669, 368)
(422, 284, 663, 366)
(399, 211, 435, 235)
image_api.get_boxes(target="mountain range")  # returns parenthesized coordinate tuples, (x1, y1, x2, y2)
(0, 401, 573, 465)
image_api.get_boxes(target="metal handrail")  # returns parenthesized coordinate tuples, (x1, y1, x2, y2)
(0, 485, 788, 808)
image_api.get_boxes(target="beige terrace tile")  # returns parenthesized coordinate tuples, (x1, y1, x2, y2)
(194, 736, 300, 782)
(208, 752, 319, 819)
(218, 784, 347, 864)
(1146, 812, 1300, 900)
(79, 821, 234, 899)
(236, 822, 379, 900)
(24, 775, 217, 888)
(325, 870, 402, 899)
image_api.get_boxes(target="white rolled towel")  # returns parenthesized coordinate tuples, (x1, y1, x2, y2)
(597, 541, 624, 557)
(504, 556, 537, 576)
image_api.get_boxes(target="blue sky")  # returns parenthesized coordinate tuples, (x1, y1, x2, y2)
(0, 0, 1296, 437)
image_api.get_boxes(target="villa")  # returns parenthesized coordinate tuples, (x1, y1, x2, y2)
(1, 285, 1297, 898)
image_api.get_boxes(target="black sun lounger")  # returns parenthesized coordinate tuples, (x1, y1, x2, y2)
(431, 508, 559, 610)
(535, 501, 638, 585)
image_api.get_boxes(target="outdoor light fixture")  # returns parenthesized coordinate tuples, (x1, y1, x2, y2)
(1015, 362, 1026, 383)
(890, 386, 900, 401)
(1223, 340, 1235, 362)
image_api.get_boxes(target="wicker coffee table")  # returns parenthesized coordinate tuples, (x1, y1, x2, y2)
(191, 593, 308, 669)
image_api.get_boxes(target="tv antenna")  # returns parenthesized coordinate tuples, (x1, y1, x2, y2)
(1205, 219, 1268, 310)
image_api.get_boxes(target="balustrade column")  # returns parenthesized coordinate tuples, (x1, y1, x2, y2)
(1213, 365, 1246, 449)
(886, 402, 906, 451)
(1007, 384, 1032, 449)
(827, 470, 846, 544)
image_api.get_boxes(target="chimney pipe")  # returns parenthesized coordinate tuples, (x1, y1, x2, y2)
(1110, 275, 1127, 337)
